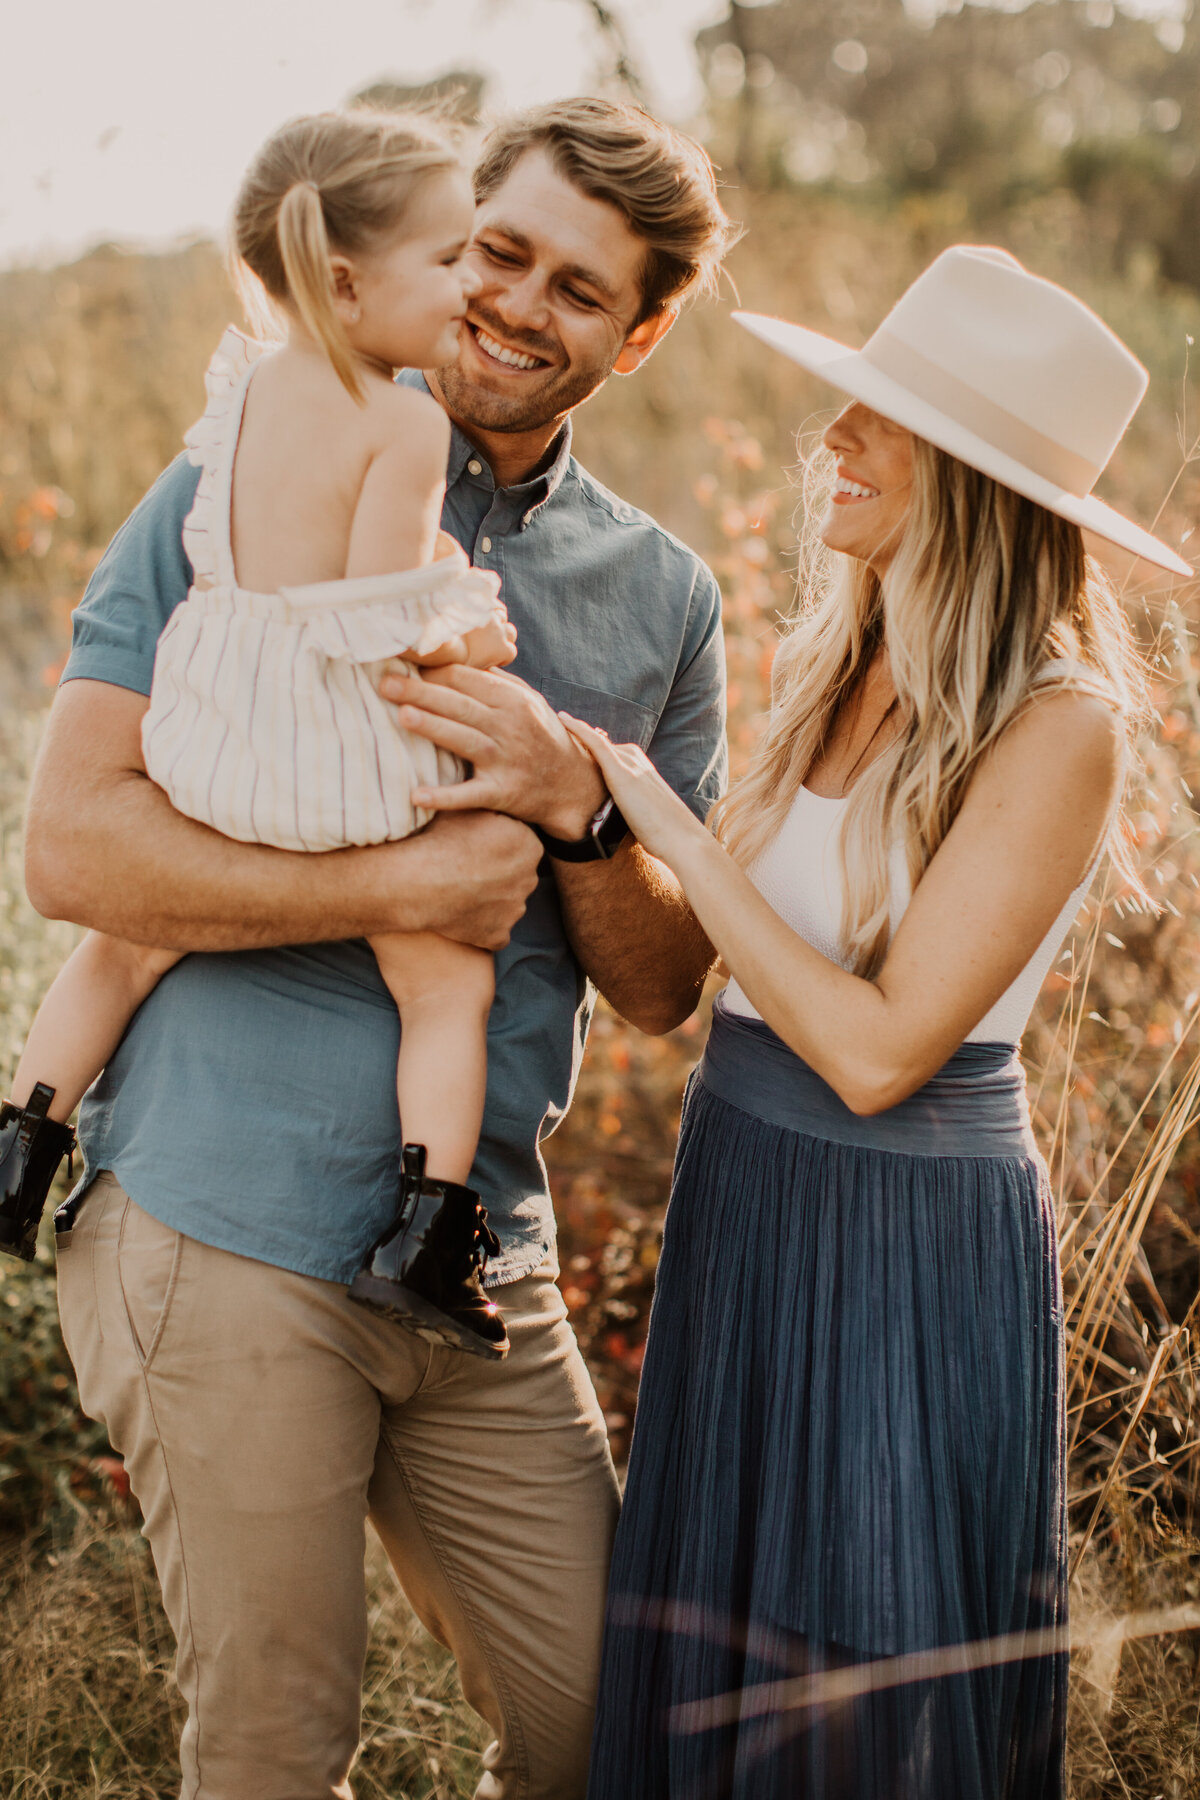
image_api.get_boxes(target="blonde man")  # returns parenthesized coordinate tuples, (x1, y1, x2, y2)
(34, 100, 739, 1800)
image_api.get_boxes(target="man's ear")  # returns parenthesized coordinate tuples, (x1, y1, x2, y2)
(613, 308, 677, 376)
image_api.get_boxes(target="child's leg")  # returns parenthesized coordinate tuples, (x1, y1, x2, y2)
(367, 932, 494, 1186)
(12, 932, 183, 1121)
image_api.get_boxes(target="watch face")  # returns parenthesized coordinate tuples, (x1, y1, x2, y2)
(595, 801, 629, 857)
(534, 801, 628, 861)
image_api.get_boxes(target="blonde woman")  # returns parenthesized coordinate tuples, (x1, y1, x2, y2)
(574, 249, 1192, 1798)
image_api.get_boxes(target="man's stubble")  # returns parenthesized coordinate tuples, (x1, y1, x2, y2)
(433, 333, 622, 438)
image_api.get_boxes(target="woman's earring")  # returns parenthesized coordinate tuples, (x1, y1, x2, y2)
(348, 308, 361, 324)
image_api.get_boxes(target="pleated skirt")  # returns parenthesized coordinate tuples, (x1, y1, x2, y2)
(587, 1001, 1067, 1800)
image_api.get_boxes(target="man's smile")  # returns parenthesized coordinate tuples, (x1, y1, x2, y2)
(466, 319, 555, 374)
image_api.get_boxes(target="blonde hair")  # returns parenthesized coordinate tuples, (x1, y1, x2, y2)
(711, 433, 1150, 977)
(473, 97, 743, 324)
(233, 110, 462, 402)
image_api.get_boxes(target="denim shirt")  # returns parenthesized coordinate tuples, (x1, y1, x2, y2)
(62, 380, 727, 1285)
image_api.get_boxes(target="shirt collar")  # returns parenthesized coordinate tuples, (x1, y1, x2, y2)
(404, 372, 573, 525)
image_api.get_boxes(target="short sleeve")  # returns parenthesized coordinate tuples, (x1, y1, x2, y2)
(62, 454, 201, 697)
(647, 562, 728, 821)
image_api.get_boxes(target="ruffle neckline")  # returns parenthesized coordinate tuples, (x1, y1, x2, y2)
(179, 327, 502, 659)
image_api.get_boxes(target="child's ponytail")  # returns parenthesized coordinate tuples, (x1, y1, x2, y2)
(276, 180, 362, 402)
(233, 109, 462, 405)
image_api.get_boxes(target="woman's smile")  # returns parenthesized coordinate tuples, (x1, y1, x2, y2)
(831, 466, 883, 503)
(820, 402, 914, 571)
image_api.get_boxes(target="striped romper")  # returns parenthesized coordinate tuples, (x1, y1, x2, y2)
(141, 327, 502, 853)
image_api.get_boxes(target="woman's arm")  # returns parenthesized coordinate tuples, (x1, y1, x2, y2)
(562, 690, 1122, 1113)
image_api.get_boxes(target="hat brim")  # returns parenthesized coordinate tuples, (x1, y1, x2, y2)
(733, 309, 1194, 580)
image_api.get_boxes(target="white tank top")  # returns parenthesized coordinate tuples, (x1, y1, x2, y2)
(723, 781, 1093, 1046)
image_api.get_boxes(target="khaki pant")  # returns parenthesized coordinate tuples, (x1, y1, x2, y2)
(57, 1173, 620, 1800)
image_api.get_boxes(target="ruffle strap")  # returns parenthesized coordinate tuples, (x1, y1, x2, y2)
(182, 326, 270, 588)
(279, 553, 503, 662)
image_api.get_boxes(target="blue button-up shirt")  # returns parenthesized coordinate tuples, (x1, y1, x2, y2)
(62, 382, 726, 1284)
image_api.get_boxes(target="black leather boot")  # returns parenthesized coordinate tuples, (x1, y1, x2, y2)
(0, 1082, 76, 1263)
(348, 1143, 510, 1360)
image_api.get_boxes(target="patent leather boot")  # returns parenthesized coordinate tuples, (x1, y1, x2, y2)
(0, 1083, 76, 1263)
(348, 1143, 509, 1360)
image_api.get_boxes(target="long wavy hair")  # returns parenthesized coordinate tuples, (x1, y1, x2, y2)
(710, 430, 1150, 977)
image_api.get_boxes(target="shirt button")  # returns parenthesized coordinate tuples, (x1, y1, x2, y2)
(467, 459, 483, 476)
(481, 536, 492, 553)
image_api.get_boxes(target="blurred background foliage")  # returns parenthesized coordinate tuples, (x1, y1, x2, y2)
(4, 1, 1200, 1793)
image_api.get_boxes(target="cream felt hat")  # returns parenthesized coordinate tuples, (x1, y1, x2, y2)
(733, 245, 1193, 578)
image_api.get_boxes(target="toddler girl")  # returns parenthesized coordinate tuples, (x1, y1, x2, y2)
(0, 109, 513, 1358)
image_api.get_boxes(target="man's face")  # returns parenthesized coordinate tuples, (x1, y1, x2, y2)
(433, 147, 666, 435)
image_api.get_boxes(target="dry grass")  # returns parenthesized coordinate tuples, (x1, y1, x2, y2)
(2, 191, 1200, 1796)
(0, 1517, 485, 1800)
(3, 1510, 1197, 1799)
(1069, 1505, 1200, 1800)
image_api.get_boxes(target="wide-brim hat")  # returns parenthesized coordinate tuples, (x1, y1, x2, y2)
(733, 246, 1193, 578)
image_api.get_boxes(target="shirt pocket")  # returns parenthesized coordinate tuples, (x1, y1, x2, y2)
(539, 678, 658, 751)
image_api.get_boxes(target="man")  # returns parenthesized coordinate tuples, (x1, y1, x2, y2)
(29, 98, 738, 1800)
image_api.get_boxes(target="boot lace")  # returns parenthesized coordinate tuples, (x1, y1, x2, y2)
(469, 1203, 501, 1275)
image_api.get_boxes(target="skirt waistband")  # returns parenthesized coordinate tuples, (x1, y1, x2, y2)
(698, 998, 1037, 1160)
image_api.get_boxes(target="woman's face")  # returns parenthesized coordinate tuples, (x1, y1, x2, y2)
(819, 402, 914, 575)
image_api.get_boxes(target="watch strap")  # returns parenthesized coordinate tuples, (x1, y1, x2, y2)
(534, 798, 630, 862)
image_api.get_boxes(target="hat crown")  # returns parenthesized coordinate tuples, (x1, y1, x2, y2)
(730, 246, 1191, 575)
(865, 246, 1147, 494)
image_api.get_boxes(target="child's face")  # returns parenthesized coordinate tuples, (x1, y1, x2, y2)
(343, 170, 480, 373)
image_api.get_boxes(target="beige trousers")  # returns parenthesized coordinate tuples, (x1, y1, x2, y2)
(56, 1173, 620, 1800)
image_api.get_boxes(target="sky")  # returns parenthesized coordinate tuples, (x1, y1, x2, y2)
(2, 0, 727, 267)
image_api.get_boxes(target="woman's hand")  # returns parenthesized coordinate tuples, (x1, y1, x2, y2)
(557, 713, 711, 871)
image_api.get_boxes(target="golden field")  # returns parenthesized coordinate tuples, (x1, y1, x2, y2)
(3, 144, 1200, 1795)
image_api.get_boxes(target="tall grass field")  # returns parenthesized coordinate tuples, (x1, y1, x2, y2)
(2, 181, 1200, 1796)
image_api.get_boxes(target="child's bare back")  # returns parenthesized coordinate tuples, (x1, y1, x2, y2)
(231, 353, 513, 669)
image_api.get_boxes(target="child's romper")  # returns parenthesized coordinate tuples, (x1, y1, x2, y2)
(142, 327, 502, 851)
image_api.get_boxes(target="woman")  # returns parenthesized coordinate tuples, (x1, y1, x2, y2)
(573, 247, 1192, 1799)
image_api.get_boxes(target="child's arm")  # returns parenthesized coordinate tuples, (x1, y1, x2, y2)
(407, 610, 518, 671)
(463, 613, 518, 669)
(347, 387, 517, 671)
(344, 387, 452, 579)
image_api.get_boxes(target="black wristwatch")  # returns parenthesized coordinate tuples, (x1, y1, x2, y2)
(534, 797, 630, 862)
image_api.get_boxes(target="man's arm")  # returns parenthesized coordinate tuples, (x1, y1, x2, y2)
(33, 453, 539, 952)
(550, 841, 716, 1034)
(25, 678, 540, 953)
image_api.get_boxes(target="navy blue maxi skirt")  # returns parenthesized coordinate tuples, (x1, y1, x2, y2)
(587, 1000, 1067, 1800)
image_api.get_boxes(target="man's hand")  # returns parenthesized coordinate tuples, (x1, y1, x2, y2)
(420, 812, 542, 949)
(375, 664, 717, 1029)
(374, 666, 716, 1033)
(378, 664, 607, 838)
(25, 678, 541, 954)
